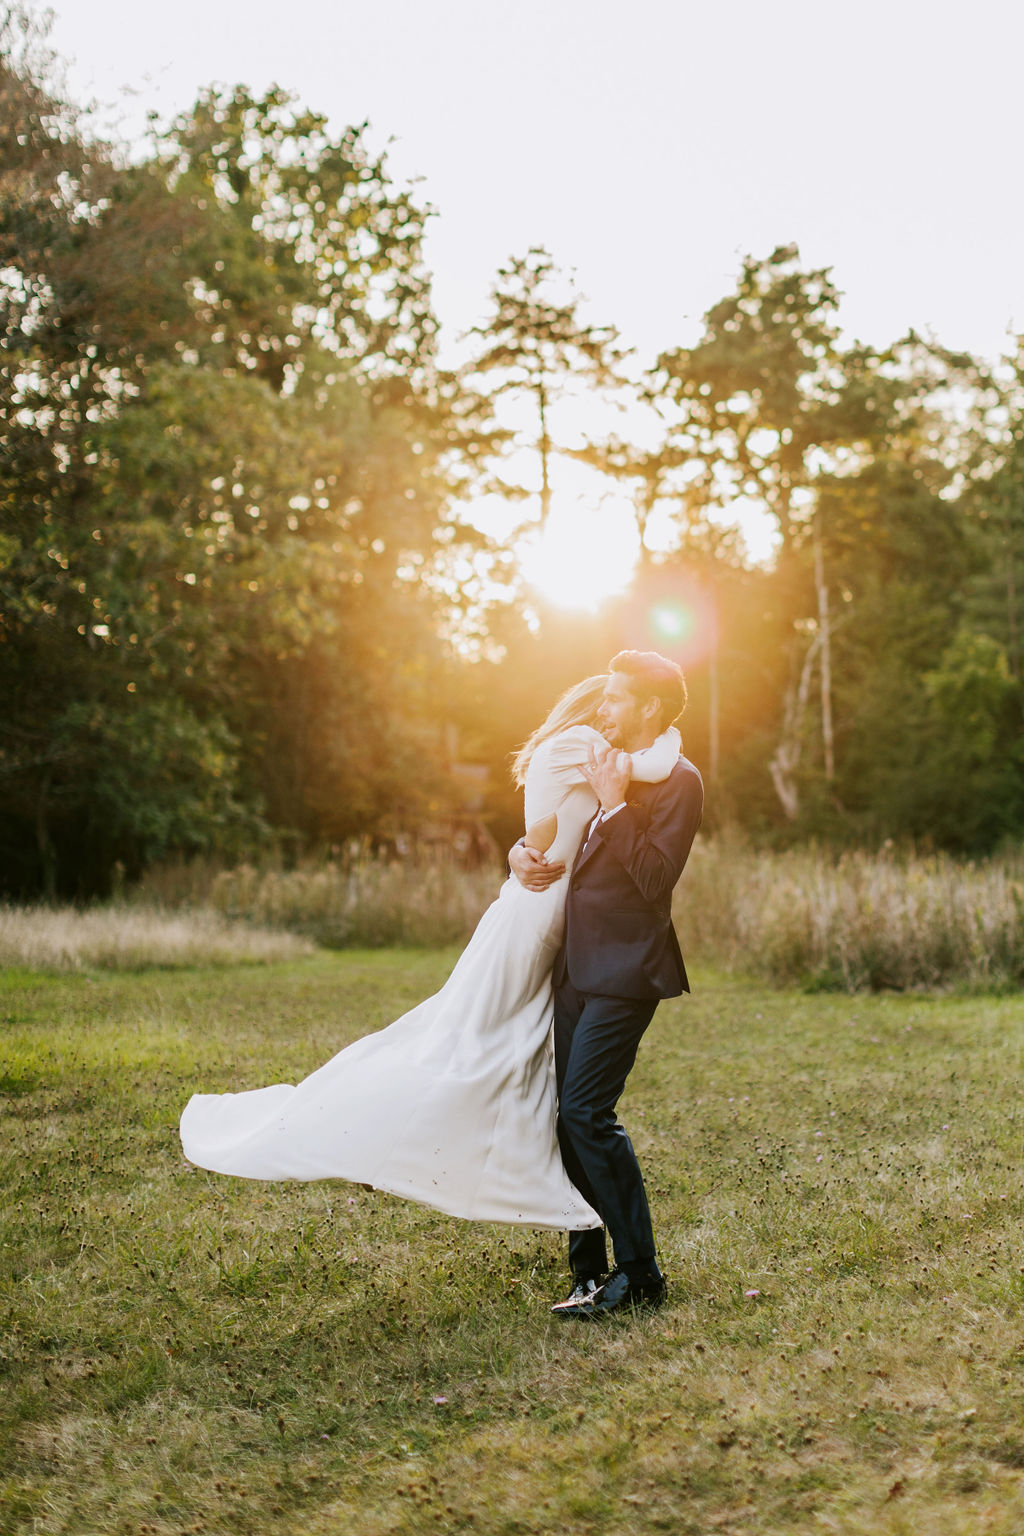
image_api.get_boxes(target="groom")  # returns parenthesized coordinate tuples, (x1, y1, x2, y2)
(509, 650, 703, 1318)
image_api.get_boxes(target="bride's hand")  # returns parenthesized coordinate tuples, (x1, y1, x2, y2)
(580, 742, 630, 811)
(509, 841, 565, 892)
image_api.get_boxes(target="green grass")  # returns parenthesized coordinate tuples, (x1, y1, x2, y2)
(4, 953, 1024, 1534)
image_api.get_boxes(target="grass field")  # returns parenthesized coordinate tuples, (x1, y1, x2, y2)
(4, 951, 1024, 1535)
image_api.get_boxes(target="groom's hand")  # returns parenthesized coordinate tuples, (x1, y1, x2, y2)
(580, 742, 630, 811)
(509, 841, 565, 891)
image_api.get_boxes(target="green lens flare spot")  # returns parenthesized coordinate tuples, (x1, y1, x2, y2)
(651, 602, 694, 642)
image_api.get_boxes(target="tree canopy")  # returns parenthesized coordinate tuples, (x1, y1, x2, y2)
(2, 11, 1023, 896)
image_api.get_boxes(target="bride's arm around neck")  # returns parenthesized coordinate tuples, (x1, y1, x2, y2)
(525, 723, 680, 791)
(627, 726, 682, 783)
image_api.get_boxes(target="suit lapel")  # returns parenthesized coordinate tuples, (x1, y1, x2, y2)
(572, 776, 665, 876)
(572, 819, 604, 876)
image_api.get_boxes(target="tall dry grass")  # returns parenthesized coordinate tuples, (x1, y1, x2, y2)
(67, 837, 1024, 990)
(677, 836, 1024, 991)
(139, 848, 501, 949)
(0, 902, 314, 972)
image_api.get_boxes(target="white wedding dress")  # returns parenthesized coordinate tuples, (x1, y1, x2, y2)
(179, 725, 680, 1229)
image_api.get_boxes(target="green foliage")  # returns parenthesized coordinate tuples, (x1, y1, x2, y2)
(157, 83, 438, 382)
(4, 11, 1024, 889)
(918, 631, 1024, 849)
(655, 243, 843, 552)
(0, 22, 461, 897)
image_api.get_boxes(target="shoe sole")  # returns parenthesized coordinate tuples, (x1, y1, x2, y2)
(552, 1291, 666, 1320)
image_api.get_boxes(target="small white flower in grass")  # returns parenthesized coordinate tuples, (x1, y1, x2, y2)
(433, 1395, 448, 1407)
(744, 1289, 761, 1298)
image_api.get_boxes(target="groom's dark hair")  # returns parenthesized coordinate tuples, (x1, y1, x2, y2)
(609, 650, 687, 731)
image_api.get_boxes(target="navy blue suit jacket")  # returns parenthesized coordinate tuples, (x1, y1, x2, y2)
(554, 755, 704, 1000)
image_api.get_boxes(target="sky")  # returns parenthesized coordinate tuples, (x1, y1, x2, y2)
(40, 0, 1024, 601)
(46, 0, 1024, 367)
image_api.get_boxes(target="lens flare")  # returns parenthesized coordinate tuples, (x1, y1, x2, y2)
(625, 577, 718, 668)
(650, 601, 695, 644)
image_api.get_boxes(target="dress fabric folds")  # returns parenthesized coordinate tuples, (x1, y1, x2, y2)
(179, 725, 679, 1229)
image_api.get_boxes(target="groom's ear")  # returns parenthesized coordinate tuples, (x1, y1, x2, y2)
(640, 695, 661, 724)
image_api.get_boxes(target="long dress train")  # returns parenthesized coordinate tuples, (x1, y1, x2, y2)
(179, 725, 679, 1229)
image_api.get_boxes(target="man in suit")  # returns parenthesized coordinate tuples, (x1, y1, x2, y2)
(509, 650, 703, 1318)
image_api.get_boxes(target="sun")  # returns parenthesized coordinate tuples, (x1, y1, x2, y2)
(516, 501, 639, 612)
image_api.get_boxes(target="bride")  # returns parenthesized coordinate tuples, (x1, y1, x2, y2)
(179, 675, 680, 1230)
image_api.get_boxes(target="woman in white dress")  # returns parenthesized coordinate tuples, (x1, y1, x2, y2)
(179, 676, 680, 1230)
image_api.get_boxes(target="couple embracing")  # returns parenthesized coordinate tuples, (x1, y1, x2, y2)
(181, 650, 704, 1319)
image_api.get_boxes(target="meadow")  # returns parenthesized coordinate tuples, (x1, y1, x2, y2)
(4, 948, 1024, 1535)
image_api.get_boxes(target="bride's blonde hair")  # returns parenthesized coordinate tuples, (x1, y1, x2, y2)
(510, 674, 606, 787)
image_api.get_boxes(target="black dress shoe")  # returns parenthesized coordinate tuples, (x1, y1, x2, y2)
(553, 1266, 666, 1319)
(550, 1275, 605, 1314)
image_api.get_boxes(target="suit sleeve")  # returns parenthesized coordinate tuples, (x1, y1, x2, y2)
(593, 764, 703, 903)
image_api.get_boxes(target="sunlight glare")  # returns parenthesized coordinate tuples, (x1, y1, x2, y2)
(517, 501, 639, 611)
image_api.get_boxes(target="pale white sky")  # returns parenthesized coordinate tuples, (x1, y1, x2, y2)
(47, 0, 1024, 368)
(41, 0, 1024, 599)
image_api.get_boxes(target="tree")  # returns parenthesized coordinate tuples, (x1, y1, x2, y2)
(960, 341, 1024, 678)
(157, 84, 439, 386)
(651, 245, 845, 814)
(795, 335, 990, 840)
(918, 630, 1024, 849)
(0, 14, 232, 893)
(0, 27, 465, 895)
(461, 247, 627, 532)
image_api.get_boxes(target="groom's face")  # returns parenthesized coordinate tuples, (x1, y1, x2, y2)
(598, 671, 650, 751)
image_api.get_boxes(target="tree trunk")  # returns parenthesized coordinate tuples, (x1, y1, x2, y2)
(708, 640, 720, 783)
(537, 377, 552, 528)
(813, 514, 835, 780)
(36, 768, 57, 900)
(1004, 517, 1020, 678)
(769, 630, 821, 820)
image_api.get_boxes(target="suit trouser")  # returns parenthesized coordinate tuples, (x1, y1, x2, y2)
(553, 975, 659, 1277)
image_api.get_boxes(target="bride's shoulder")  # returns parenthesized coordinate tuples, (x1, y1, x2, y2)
(555, 724, 604, 745)
(531, 724, 605, 771)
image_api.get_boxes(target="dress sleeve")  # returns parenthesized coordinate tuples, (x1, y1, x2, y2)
(541, 725, 606, 785)
(627, 726, 681, 784)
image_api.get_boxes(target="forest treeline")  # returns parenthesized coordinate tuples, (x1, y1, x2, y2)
(2, 7, 1024, 898)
